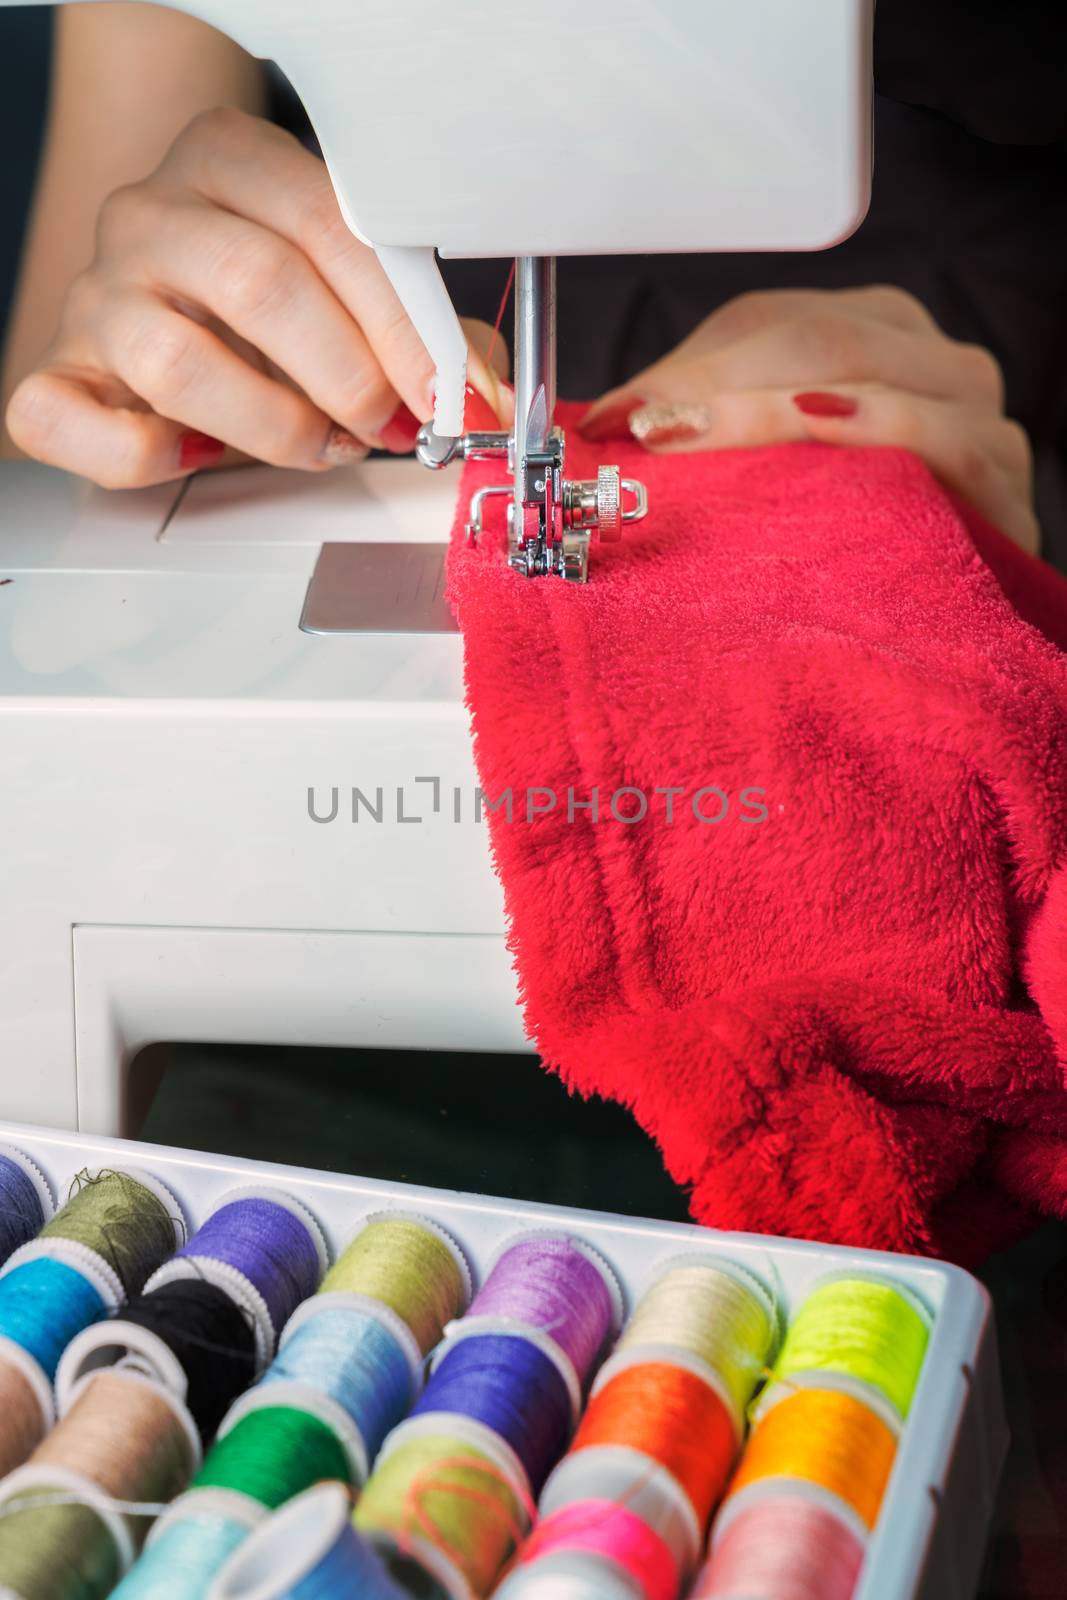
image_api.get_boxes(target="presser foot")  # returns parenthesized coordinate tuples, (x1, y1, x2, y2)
(415, 423, 648, 582)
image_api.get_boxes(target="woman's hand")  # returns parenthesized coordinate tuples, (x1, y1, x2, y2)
(578, 287, 1039, 554)
(5, 107, 510, 488)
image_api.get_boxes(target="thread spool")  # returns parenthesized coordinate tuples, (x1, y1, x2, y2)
(356, 1418, 530, 1598)
(494, 1550, 645, 1600)
(0, 1146, 52, 1264)
(0, 1369, 199, 1598)
(692, 1490, 865, 1600)
(208, 1482, 410, 1600)
(613, 1258, 776, 1427)
(771, 1275, 930, 1419)
(726, 1385, 898, 1533)
(227, 1303, 417, 1484)
(413, 1333, 572, 1497)
(321, 1214, 470, 1357)
(194, 1403, 354, 1508)
(512, 1501, 679, 1600)
(22, 1168, 183, 1300)
(111, 1489, 267, 1600)
(57, 1279, 259, 1445)
(457, 1234, 621, 1397)
(147, 1189, 327, 1367)
(548, 1356, 738, 1563)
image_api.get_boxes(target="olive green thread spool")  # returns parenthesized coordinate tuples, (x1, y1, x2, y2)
(321, 1214, 470, 1357)
(32, 1170, 184, 1300)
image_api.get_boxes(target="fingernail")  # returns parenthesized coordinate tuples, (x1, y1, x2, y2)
(378, 403, 423, 454)
(463, 382, 504, 433)
(178, 431, 225, 472)
(576, 394, 646, 441)
(628, 400, 714, 447)
(320, 425, 368, 467)
(792, 391, 858, 418)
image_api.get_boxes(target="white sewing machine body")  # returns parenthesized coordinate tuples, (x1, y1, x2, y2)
(0, 0, 874, 1133)
(1, 458, 527, 1134)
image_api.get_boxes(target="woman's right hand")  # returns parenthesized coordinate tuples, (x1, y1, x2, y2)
(5, 107, 510, 487)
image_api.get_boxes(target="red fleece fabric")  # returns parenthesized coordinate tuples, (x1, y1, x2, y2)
(447, 404, 1067, 1262)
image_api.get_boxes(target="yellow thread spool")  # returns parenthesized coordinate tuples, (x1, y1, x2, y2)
(772, 1277, 930, 1419)
(727, 1387, 897, 1531)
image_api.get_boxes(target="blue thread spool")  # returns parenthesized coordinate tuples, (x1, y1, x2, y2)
(0, 1254, 109, 1380)
(253, 1301, 416, 1483)
(146, 1188, 328, 1367)
(112, 1489, 267, 1600)
(208, 1483, 410, 1600)
(0, 1147, 52, 1265)
(413, 1331, 573, 1496)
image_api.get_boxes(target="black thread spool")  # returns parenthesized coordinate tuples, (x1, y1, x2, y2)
(56, 1279, 257, 1445)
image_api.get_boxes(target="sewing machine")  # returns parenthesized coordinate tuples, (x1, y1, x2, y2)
(0, 0, 873, 1135)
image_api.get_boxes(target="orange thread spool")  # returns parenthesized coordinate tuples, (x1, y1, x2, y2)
(572, 1362, 736, 1525)
(727, 1387, 896, 1531)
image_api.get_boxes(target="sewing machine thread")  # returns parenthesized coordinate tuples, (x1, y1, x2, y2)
(320, 1215, 469, 1357)
(510, 1500, 679, 1600)
(460, 1234, 620, 1392)
(114, 1491, 267, 1600)
(208, 1482, 409, 1600)
(35, 1169, 182, 1298)
(412, 1333, 573, 1498)
(691, 1491, 866, 1600)
(769, 1275, 930, 1420)
(354, 1425, 530, 1597)
(0, 1147, 52, 1264)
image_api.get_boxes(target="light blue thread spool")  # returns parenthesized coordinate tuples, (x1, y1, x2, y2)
(209, 1483, 409, 1600)
(0, 1255, 107, 1379)
(254, 1304, 415, 1482)
(112, 1492, 265, 1600)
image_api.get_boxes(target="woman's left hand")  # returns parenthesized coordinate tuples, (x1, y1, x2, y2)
(577, 286, 1040, 554)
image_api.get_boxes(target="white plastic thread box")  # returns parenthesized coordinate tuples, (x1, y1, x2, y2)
(0, 1119, 1007, 1600)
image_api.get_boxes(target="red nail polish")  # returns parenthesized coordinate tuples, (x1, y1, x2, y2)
(178, 431, 225, 471)
(463, 384, 503, 434)
(575, 394, 646, 442)
(792, 391, 858, 418)
(379, 403, 422, 454)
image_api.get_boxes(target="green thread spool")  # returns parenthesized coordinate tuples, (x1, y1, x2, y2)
(355, 1430, 525, 1597)
(772, 1276, 930, 1419)
(193, 1406, 352, 1509)
(39, 1171, 180, 1298)
(321, 1217, 468, 1356)
(0, 1490, 121, 1599)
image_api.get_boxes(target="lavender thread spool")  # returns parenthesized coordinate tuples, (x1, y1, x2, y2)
(450, 1233, 622, 1401)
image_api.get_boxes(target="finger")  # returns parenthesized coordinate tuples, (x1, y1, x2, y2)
(112, 193, 404, 447)
(94, 289, 337, 469)
(5, 365, 235, 488)
(788, 386, 1040, 554)
(579, 313, 1001, 440)
(462, 317, 514, 428)
(165, 108, 436, 421)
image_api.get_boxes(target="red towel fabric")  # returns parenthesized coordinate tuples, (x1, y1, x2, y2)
(447, 404, 1067, 1262)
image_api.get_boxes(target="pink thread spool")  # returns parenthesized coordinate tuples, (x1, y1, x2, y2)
(693, 1492, 865, 1600)
(512, 1500, 679, 1600)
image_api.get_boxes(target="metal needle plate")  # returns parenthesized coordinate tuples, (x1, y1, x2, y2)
(299, 542, 458, 634)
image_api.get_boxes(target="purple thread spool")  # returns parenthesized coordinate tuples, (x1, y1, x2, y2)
(463, 1235, 621, 1394)
(146, 1188, 326, 1367)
